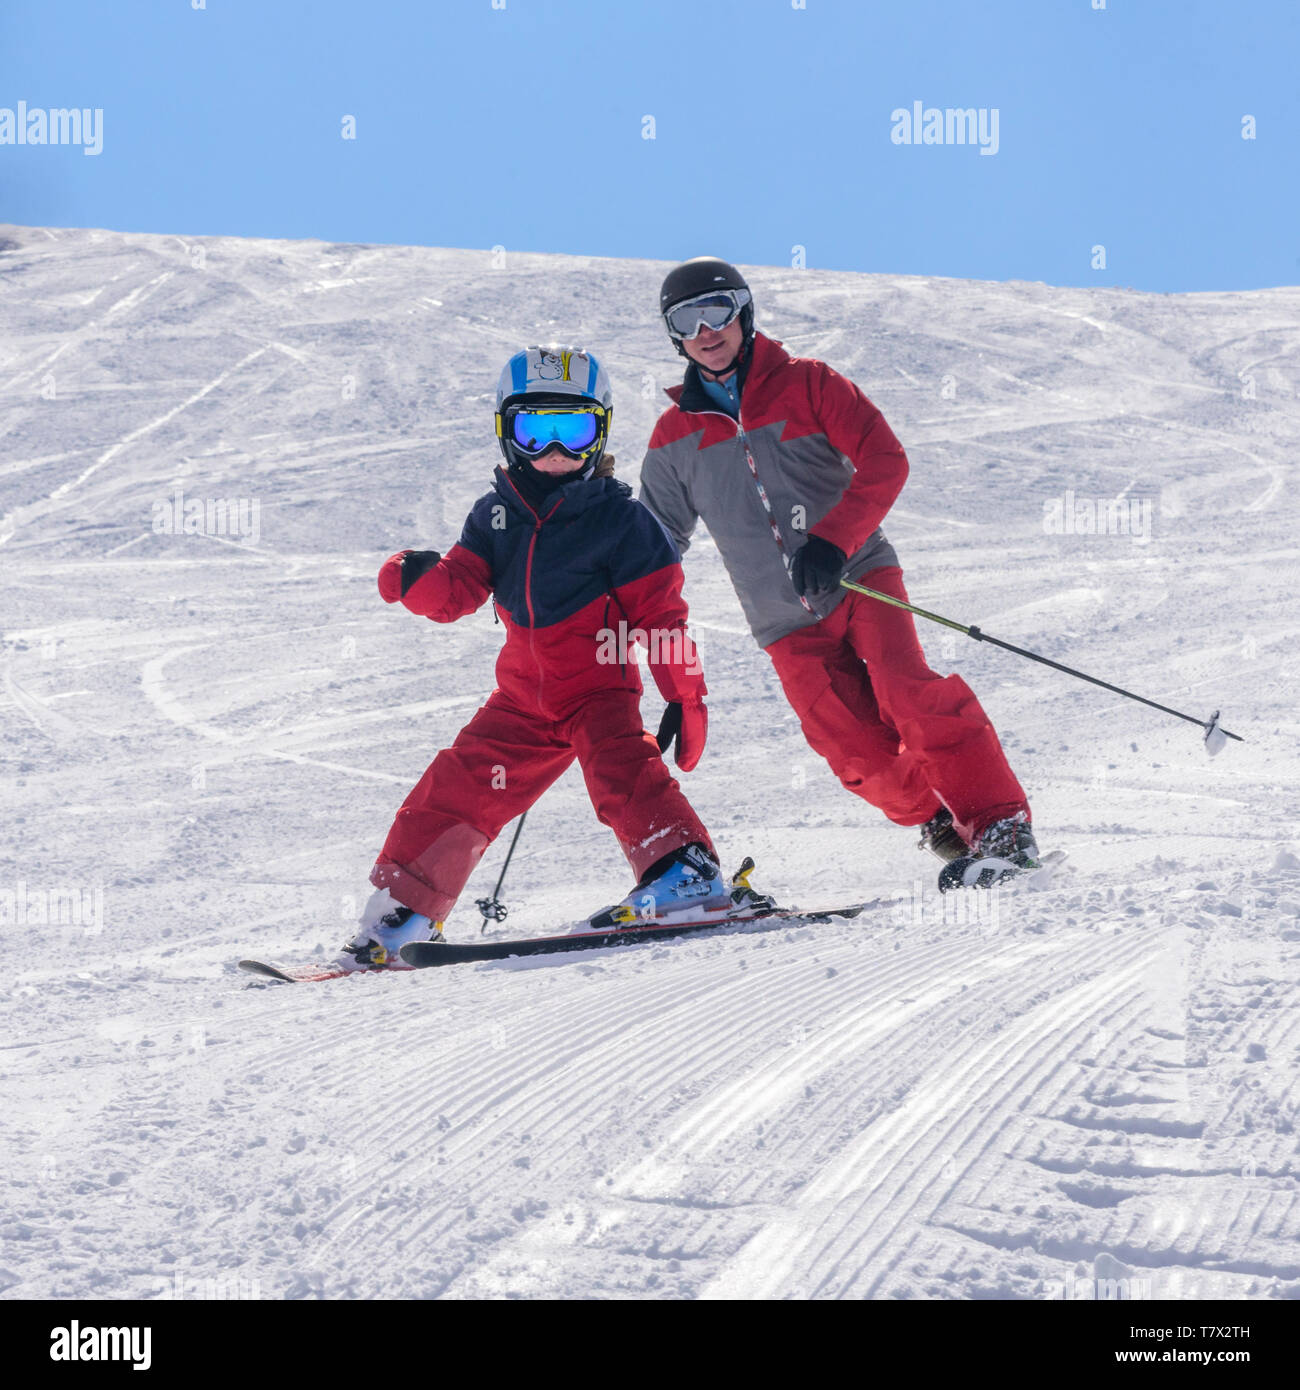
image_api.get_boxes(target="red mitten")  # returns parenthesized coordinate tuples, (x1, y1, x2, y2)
(655, 699, 708, 772)
(377, 550, 411, 604)
(378, 549, 441, 604)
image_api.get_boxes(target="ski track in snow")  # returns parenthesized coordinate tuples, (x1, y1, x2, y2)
(1, 226, 1298, 1301)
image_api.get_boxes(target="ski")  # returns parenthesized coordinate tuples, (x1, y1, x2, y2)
(238, 849, 1067, 983)
(236, 854, 855, 982)
(398, 900, 870, 968)
(237, 902, 867, 982)
(937, 847, 1068, 894)
(237, 958, 412, 984)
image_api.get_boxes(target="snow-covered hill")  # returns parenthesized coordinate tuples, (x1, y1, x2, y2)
(2, 225, 1298, 1300)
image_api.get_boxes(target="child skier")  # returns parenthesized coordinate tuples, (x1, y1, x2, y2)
(339, 346, 736, 971)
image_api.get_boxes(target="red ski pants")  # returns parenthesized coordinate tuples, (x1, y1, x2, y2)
(765, 566, 1029, 845)
(370, 689, 715, 922)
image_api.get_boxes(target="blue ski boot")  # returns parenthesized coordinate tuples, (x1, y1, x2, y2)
(582, 843, 738, 932)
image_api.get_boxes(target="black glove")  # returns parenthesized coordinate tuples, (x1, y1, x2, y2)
(397, 549, 442, 598)
(790, 536, 846, 597)
(656, 702, 681, 755)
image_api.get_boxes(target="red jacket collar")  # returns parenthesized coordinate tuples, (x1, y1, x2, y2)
(664, 332, 789, 408)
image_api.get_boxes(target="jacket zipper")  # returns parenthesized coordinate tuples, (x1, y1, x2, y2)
(686, 403, 816, 615)
(521, 494, 564, 707)
(602, 585, 635, 689)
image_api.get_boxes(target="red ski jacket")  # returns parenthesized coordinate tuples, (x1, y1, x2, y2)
(380, 467, 706, 722)
(640, 332, 908, 648)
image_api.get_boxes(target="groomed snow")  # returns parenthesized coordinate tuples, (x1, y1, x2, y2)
(1, 225, 1298, 1300)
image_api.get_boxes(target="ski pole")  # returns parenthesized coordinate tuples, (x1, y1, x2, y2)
(839, 577, 1243, 746)
(476, 812, 528, 932)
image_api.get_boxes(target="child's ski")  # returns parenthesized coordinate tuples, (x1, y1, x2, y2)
(398, 900, 870, 968)
(237, 900, 871, 983)
(237, 958, 412, 984)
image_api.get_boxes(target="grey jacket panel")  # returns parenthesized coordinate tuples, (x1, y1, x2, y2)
(639, 418, 897, 649)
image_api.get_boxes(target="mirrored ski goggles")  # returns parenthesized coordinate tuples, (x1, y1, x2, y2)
(664, 287, 751, 341)
(501, 405, 608, 458)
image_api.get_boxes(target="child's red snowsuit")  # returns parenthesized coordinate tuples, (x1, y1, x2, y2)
(370, 467, 714, 924)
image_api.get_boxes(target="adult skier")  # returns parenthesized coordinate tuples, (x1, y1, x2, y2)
(639, 258, 1038, 881)
(340, 346, 737, 971)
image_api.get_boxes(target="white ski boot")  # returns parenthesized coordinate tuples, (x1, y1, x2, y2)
(339, 887, 442, 971)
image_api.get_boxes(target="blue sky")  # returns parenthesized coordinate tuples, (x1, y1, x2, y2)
(1, 0, 1296, 291)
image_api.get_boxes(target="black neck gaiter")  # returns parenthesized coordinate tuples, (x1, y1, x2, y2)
(509, 459, 586, 507)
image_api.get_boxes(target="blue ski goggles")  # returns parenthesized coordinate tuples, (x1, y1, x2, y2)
(501, 404, 608, 458)
(664, 287, 751, 341)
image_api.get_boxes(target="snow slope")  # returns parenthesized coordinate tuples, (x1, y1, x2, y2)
(1, 225, 1298, 1300)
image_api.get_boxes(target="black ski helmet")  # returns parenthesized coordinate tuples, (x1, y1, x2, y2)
(659, 257, 754, 360)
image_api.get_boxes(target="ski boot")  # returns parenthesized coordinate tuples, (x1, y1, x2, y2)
(582, 843, 736, 933)
(937, 813, 1041, 893)
(918, 806, 968, 863)
(339, 887, 443, 971)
